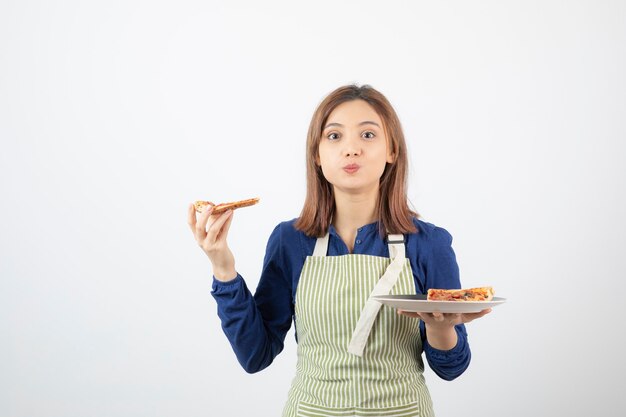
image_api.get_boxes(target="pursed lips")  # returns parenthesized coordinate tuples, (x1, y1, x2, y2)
(343, 163, 360, 174)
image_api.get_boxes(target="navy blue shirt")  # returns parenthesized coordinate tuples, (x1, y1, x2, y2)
(211, 218, 471, 380)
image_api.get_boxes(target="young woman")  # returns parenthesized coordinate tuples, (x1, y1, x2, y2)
(187, 84, 491, 417)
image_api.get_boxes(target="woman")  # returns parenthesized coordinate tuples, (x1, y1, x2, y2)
(188, 84, 490, 416)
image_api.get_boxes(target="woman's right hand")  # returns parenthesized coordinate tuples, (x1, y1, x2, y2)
(187, 203, 237, 281)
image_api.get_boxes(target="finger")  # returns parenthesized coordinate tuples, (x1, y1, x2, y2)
(206, 209, 234, 243)
(187, 204, 197, 233)
(461, 308, 492, 323)
(195, 204, 214, 241)
(419, 312, 439, 323)
(470, 308, 492, 318)
(432, 312, 445, 322)
(397, 310, 422, 319)
(216, 209, 235, 242)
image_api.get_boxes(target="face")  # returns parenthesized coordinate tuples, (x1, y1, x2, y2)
(317, 99, 394, 195)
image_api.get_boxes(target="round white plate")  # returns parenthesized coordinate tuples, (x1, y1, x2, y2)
(373, 294, 507, 313)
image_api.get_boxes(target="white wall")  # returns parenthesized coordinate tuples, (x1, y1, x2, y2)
(1, 1, 625, 416)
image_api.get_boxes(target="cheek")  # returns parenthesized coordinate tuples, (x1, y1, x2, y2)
(317, 145, 333, 167)
(372, 146, 392, 176)
(317, 147, 340, 182)
(315, 144, 324, 166)
(373, 144, 390, 163)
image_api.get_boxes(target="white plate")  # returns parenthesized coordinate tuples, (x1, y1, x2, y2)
(373, 294, 506, 313)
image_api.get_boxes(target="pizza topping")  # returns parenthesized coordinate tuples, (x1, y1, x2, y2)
(427, 287, 494, 302)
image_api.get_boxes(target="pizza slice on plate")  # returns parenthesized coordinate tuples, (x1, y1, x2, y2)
(427, 286, 494, 302)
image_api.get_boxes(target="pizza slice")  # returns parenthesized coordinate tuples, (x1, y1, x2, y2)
(194, 197, 260, 215)
(427, 286, 494, 302)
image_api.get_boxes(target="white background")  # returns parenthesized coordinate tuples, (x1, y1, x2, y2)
(1, 0, 625, 416)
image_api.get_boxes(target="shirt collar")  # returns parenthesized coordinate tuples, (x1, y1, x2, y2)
(328, 220, 379, 237)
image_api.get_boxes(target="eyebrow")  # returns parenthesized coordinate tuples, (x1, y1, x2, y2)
(323, 121, 381, 130)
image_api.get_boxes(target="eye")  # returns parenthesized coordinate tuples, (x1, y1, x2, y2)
(327, 132, 340, 140)
(362, 131, 376, 140)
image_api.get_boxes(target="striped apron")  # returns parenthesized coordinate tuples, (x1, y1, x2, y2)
(282, 232, 434, 417)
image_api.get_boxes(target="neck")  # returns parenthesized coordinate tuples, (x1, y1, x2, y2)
(332, 186, 379, 250)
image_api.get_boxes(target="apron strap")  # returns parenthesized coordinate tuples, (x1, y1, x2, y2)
(387, 233, 405, 259)
(312, 232, 329, 257)
(347, 233, 406, 357)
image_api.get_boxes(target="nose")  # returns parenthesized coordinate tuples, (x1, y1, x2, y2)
(343, 134, 362, 157)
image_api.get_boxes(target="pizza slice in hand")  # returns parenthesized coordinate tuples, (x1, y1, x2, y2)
(194, 197, 260, 215)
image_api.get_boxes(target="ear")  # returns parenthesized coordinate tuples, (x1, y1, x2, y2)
(315, 152, 321, 166)
(386, 145, 396, 163)
(386, 135, 396, 163)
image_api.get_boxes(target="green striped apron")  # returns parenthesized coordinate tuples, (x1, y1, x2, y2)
(282, 233, 434, 417)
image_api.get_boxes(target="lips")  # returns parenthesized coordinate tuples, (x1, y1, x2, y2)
(343, 163, 360, 174)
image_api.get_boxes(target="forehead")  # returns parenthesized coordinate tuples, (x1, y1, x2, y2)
(325, 100, 382, 126)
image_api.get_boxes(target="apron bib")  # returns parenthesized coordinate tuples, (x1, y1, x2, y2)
(282, 233, 434, 417)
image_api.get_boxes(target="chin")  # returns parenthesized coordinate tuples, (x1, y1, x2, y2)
(333, 181, 379, 195)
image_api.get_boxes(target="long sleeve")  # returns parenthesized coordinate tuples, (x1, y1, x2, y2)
(211, 223, 294, 373)
(418, 225, 472, 380)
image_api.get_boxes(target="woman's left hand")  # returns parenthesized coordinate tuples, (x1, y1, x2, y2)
(397, 309, 492, 329)
(397, 309, 492, 350)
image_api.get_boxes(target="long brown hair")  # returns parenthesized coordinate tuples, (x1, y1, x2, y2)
(294, 84, 418, 237)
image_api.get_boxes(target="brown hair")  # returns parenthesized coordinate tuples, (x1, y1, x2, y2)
(294, 84, 418, 237)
